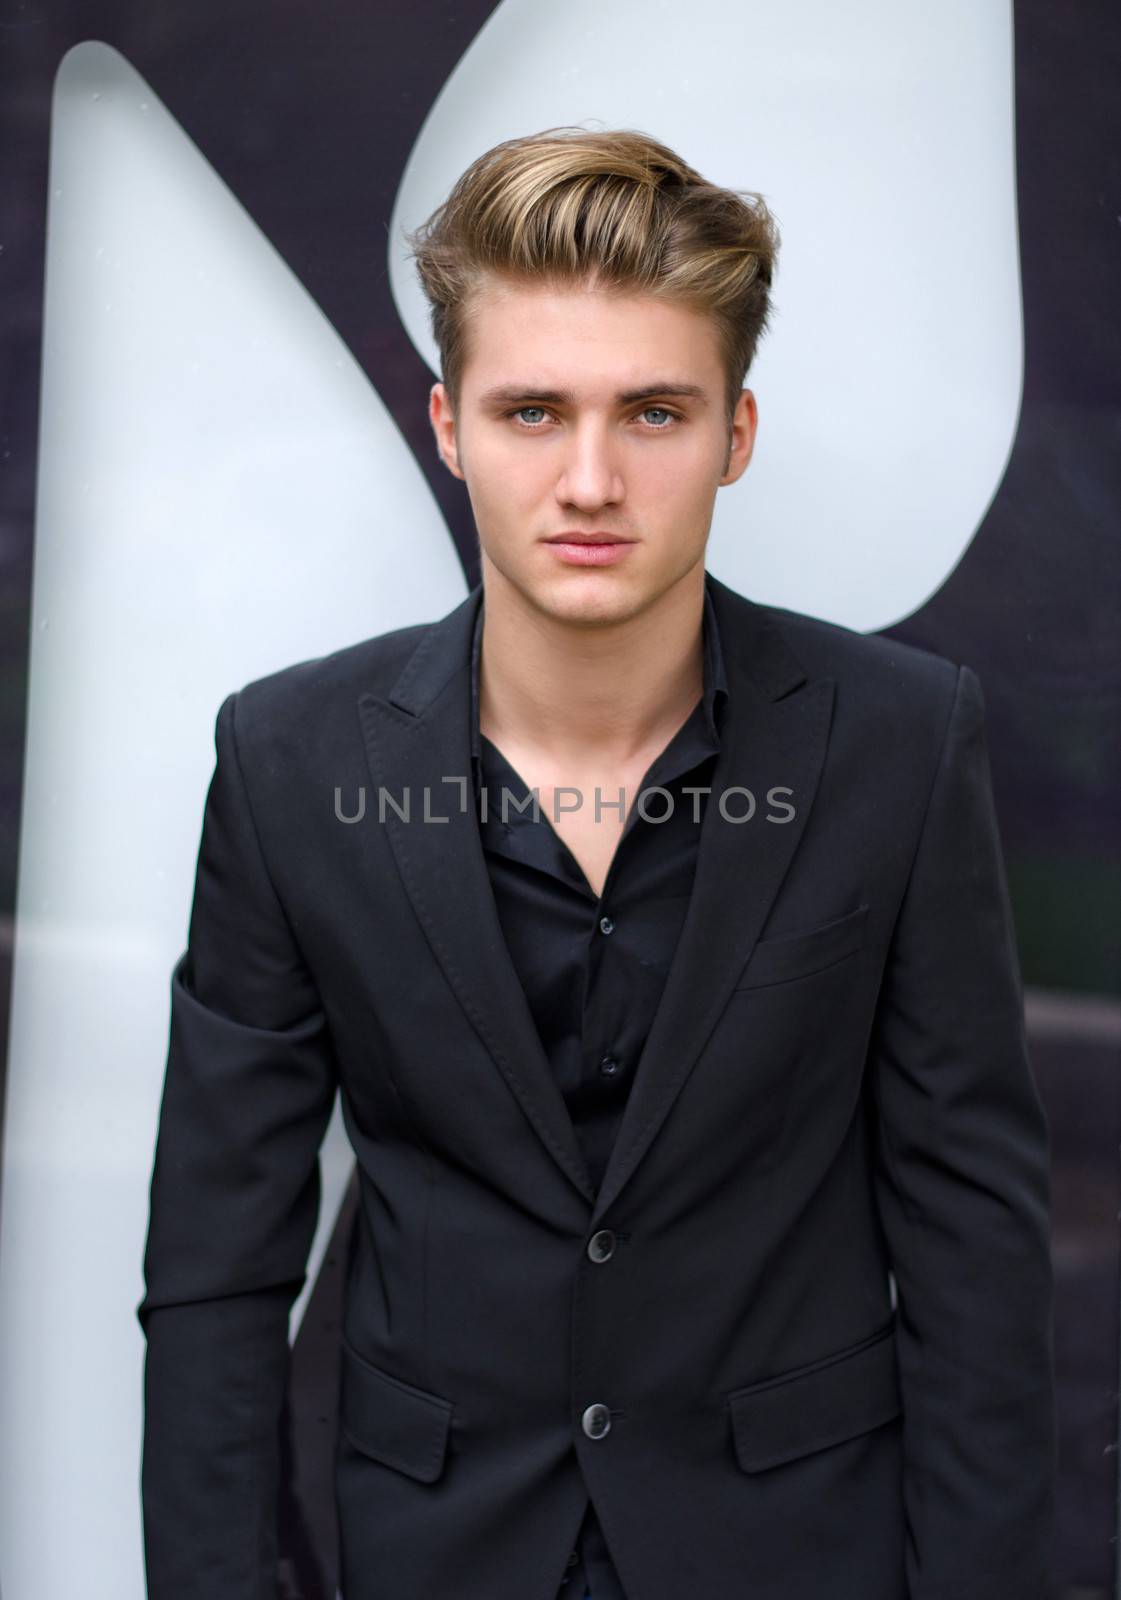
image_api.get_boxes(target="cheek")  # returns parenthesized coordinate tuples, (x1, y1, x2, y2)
(471, 439, 540, 498)
(462, 449, 533, 526)
(635, 439, 719, 507)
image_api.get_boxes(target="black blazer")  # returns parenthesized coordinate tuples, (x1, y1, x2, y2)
(138, 571, 1055, 1600)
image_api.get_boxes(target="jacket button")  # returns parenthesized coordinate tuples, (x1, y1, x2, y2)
(566, 1551, 579, 1568)
(587, 1228, 616, 1263)
(581, 1403, 611, 1439)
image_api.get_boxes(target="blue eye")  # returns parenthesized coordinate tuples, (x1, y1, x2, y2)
(507, 405, 682, 430)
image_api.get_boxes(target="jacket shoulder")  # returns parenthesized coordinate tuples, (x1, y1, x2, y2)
(762, 600, 958, 683)
(752, 599, 964, 723)
(222, 616, 433, 735)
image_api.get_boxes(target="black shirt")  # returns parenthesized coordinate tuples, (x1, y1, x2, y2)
(468, 574, 730, 1600)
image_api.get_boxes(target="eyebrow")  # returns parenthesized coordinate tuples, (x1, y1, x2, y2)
(477, 382, 710, 408)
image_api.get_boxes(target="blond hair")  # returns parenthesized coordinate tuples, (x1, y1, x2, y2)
(403, 125, 780, 428)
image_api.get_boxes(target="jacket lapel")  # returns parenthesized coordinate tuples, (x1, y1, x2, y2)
(356, 573, 835, 1220)
(357, 585, 599, 1207)
(590, 577, 835, 1223)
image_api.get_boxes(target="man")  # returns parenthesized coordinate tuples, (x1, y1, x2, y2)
(138, 127, 1055, 1599)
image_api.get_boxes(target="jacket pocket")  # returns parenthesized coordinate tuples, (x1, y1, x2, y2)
(727, 1317, 900, 1472)
(733, 903, 869, 990)
(338, 1335, 454, 1482)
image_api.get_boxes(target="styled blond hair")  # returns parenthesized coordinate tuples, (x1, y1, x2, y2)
(403, 125, 780, 428)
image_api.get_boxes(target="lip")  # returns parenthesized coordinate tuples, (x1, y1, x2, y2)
(543, 537, 637, 567)
(543, 533, 635, 544)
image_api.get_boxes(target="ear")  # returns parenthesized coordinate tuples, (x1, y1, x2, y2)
(718, 389, 758, 486)
(429, 382, 466, 481)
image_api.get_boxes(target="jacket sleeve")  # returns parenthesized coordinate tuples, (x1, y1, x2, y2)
(137, 689, 339, 1598)
(868, 664, 1056, 1600)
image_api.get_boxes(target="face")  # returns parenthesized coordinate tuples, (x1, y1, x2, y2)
(428, 273, 757, 628)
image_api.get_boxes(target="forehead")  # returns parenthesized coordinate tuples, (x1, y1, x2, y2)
(459, 272, 723, 396)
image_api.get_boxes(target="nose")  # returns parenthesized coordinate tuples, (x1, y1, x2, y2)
(555, 418, 624, 512)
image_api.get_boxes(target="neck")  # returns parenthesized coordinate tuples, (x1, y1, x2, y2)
(476, 559, 708, 769)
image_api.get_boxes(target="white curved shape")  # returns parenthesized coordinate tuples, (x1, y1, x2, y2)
(390, 0, 1022, 632)
(0, 41, 462, 1598)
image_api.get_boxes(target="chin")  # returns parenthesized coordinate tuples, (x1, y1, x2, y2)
(485, 548, 657, 626)
(534, 574, 650, 628)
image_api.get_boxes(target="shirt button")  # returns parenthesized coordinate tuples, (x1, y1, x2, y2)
(581, 1403, 612, 1439)
(598, 1053, 619, 1076)
(587, 1228, 616, 1263)
(598, 914, 615, 935)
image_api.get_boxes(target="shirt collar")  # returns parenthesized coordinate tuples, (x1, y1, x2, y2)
(470, 570, 729, 778)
